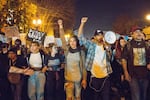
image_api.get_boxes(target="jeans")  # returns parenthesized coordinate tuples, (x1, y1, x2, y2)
(28, 71, 46, 100)
(0, 79, 13, 100)
(90, 76, 110, 100)
(129, 78, 149, 100)
(81, 71, 94, 100)
(11, 79, 23, 100)
(65, 81, 81, 100)
(45, 71, 64, 100)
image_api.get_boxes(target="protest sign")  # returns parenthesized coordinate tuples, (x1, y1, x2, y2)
(44, 36, 55, 47)
(2, 26, 19, 38)
(55, 38, 62, 47)
(12, 37, 19, 45)
(0, 34, 7, 43)
(44, 36, 62, 47)
(19, 33, 26, 45)
(27, 29, 46, 43)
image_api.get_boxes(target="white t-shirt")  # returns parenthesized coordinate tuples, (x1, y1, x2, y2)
(91, 45, 108, 78)
(29, 52, 42, 68)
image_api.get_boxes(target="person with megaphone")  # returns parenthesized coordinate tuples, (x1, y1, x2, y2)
(77, 17, 113, 100)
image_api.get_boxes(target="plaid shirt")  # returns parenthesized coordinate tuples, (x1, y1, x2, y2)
(79, 36, 112, 75)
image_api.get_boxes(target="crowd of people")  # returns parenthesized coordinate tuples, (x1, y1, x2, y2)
(0, 17, 150, 100)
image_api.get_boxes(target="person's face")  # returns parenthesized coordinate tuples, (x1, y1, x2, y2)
(2, 46, 8, 53)
(69, 37, 77, 49)
(120, 39, 126, 47)
(141, 33, 146, 40)
(94, 34, 103, 43)
(15, 42, 21, 46)
(52, 45, 58, 54)
(30, 43, 40, 53)
(8, 52, 16, 60)
(49, 44, 58, 54)
(132, 30, 143, 40)
(147, 40, 150, 46)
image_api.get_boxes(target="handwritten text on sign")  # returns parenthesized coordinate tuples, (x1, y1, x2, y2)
(27, 29, 45, 43)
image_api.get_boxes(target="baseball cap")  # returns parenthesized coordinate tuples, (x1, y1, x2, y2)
(8, 47, 17, 54)
(94, 29, 104, 36)
(130, 26, 142, 33)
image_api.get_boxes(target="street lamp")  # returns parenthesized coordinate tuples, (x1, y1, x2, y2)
(64, 34, 70, 42)
(32, 19, 42, 30)
(144, 14, 150, 39)
(146, 14, 150, 21)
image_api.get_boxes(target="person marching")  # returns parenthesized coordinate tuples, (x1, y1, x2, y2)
(58, 19, 87, 100)
(78, 17, 113, 100)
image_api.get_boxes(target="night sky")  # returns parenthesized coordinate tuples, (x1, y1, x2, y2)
(75, 0, 150, 37)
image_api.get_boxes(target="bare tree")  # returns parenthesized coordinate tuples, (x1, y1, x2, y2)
(112, 14, 140, 35)
(30, 0, 75, 35)
(0, 0, 75, 34)
(0, 0, 7, 11)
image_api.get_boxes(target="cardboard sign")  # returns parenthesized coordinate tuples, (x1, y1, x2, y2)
(44, 36, 55, 47)
(12, 37, 19, 45)
(2, 26, 19, 38)
(44, 36, 62, 47)
(27, 29, 46, 43)
(55, 38, 62, 47)
(0, 34, 7, 43)
(19, 33, 26, 45)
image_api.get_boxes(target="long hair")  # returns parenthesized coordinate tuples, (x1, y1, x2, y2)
(115, 37, 124, 59)
(69, 35, 80, 48)
(44, 43, 56, 55)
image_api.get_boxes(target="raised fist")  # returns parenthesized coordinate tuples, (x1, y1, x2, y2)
(81, 17, 88, 23)
(58, 19, 63, 25)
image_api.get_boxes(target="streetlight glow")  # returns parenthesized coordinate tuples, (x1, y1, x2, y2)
(146, 14, 150, 21)
(32, 19, 42, 25)
(64, 34, 70, 42)
(32, 18, 42, 30)
(32, 19, 36, 24)
(37, 19, 42, 25)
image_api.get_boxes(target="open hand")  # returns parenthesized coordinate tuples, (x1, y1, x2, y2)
(41, 66, 48, 73)
(147, 64, 150, 70)
(124, 71, 131, 82)
(81, 79, 87, 89)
